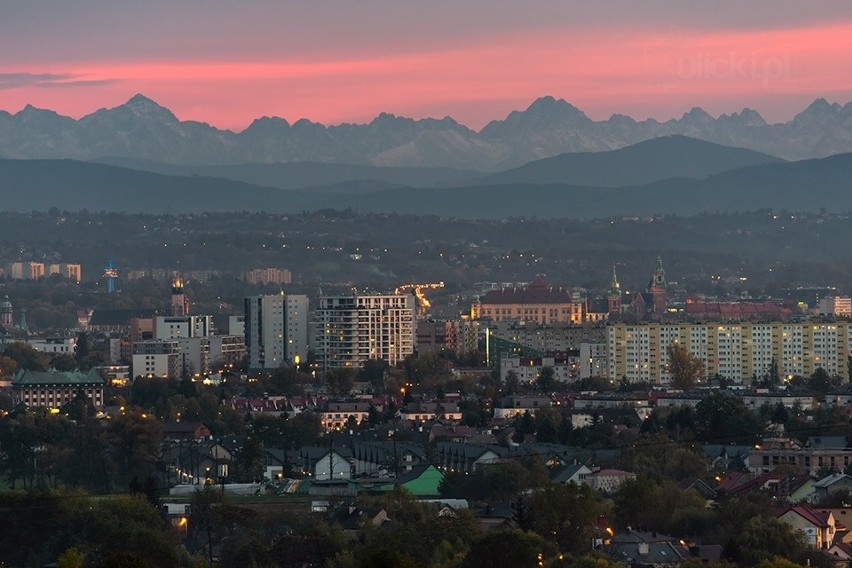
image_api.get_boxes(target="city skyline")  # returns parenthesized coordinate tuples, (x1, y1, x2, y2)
(2, 1, 851, 129)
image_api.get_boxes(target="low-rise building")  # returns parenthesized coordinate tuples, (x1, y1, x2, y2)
(492, 395, 552, 419)
(12, 368, 105, 409)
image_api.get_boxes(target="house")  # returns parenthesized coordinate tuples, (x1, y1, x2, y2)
(827, 542, 852, 566)
(399, 401, 462, 423)
(815, 473, 852, 500)
(161, 439, 232, 484)
(350, 441, 427, 477)
(777, 505, 836, 549)
(492, 395, 552, 419)
(605, 529, 689, 567)
(264, 448, 295, 481)
(678, 478, 717, 500)
(435, 443, 504, 473)
(327, 503, 390, 537)
(703, 444, 754, 471)
(551, 464, 592, 485)
(320, 402, 372, 431)
(299, 446, 353, 480)
(162, 422, 212, 441)
(473, 501, 515, 532)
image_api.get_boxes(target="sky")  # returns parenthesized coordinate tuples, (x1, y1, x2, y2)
(2, 1, 851, 131)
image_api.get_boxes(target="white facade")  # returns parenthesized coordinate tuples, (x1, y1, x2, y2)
(24, 337, 77, 354)
(313, 294, 415, 370)
(579, 342, 607, 379)
(245, 294, 309, 369)
(154, 315, 212, 340)
(607, 322, 851, 384)
(132, 340, 180, 378)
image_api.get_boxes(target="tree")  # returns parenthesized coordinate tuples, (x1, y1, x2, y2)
(667, 343, 703, 390)
(503, 370, 520, 395)
(358, 359, 389, 391)
(526, 482, 604, 553)
(2, 342, 49, 371)
(75, 332, 89, 364)
(460, 530, 555, 568)
(326, 368, 355, 396)
(695, 393, 762, 444)
(537, 366, 556, 393)
(726, 516, 810, 567)
(808, 368, 839, 399)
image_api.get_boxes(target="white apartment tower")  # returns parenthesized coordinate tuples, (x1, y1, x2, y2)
(313, 294, 416, 370)
(245, 293, 309, 370)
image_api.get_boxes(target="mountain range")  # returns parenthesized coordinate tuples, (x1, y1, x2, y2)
(1, 94, 851, 169)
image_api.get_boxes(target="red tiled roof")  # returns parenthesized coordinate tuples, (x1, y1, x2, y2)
(480, 277, 574, 305)
(779, 505, 832, 528)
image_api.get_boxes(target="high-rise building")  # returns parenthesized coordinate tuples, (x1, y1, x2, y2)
(313, 294, 415, 370)
(244, 293, 309, 370)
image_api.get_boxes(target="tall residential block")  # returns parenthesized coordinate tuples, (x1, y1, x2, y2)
(313, 294, 415, 370)
(245, 293, 309, 370)
(607, 322, 851, 385)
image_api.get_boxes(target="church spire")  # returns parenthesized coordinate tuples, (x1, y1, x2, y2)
(609, 264, 621, 296)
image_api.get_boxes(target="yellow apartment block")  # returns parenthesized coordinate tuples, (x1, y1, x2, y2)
(607, 322, 850, 385)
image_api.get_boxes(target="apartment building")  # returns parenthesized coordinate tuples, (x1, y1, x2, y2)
(607, 322, 850, 385)
(313, 294, 415, 370)
(245, 293, 309, 370)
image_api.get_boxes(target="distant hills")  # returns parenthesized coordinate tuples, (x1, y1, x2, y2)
(465, 136, 783, 187)
(1, 137, 851, 218)
(1, 94, 851, 169)
(93, 158, 478, 192)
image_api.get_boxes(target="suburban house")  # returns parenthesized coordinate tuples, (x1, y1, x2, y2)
(350, 441, 427, 476)
(161, 439, 232, 484)
(703, 444, 754, 471)
(435, 443, 503, 473)
(399, 401, 463, 423)
(605, 529, 689, 567)
(814, 473, 852, 500)
(776, 505, 836, 549)
(492, 395, 552, 419)
(300, 446, 353, 480)
(162, 422, 212, 441)
(551, 463, 593, 485)
(320, 402, 372, 431)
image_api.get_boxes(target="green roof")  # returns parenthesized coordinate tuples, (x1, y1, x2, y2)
(12, 368, 104, 387)
(378, 465, 444, 497)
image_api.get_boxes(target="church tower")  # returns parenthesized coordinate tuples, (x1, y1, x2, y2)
(648, 256, 667, 314)
(171, 273, 189, 316)
(607, 265, 622, 315)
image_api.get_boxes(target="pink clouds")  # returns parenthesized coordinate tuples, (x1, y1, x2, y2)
(2, 21, 851, 130)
